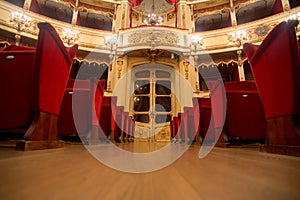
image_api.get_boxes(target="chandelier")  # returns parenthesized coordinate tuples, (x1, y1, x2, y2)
(143, 0, 163, 25)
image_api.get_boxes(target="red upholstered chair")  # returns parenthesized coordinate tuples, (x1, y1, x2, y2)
(98, 96, 112, 140)
(203, 79, 228, 147)
(199, 98, 213, 141)
(58, 79, 91, 137)
(18, 22, 78, 150)
(243, 20, 300, 151)
(225, 81, 267, 141)
(111, 96, 125, 142)
(182, 106, 198, 143)
(0, 46, 35, 130)
(88, 78, 106, 144)
(170, 116, 180, 141)
(58, 79, 106, 144)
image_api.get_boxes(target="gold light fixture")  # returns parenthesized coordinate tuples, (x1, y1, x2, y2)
(10, 11, 31, 45)
(230, 30, 247, 47)
(62, 29, 78, 46)
(105, 34, 118, 62)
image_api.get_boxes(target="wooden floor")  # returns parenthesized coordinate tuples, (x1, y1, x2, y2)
(0, 142, 300, 200)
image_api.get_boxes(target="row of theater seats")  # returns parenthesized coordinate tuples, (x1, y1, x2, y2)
(170, 20, 300, 152)
(0, 22, 121, 149)
(170, 80, 267, 145)
(0, 22, 78, 149)
(58, 91, 136, 143)
(0, 21, 135, 146)
(110, 97, 136, 143)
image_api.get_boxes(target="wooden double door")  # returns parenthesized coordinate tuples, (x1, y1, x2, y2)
(132, 65, 175, 142)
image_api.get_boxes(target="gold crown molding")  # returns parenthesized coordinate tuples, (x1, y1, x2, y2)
(37, 0, 75, 9)
(128, 30, 179, 44)
(193, 7, 230, 19)
(234, 0, 276, 10)
(78, 7, 114, 18)
(193, 4, 230, 15)
(78, 2, 114, 16)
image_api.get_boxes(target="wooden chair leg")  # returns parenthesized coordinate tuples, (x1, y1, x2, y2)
(16, 111, 64, 151)
(260, 116, 300, 156)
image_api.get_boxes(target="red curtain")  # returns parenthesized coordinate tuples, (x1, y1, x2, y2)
(271, 0, 283, 15)
(132, 0, 143, 6)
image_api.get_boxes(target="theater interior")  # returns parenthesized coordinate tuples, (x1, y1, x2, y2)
(0, 0, 300, 199)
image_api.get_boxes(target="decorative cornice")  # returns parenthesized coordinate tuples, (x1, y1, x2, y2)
(128, 30, 179, 44)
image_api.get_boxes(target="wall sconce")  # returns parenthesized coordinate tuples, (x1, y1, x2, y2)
(287, 12, 300, 21)
(190, 35, 203, 52)
(189, 35, 203, 67)
(10, 11, 31, 45)
(62, 29, 78, 46)
(230, 30, 247, 47)
(105, 34, 118, 62)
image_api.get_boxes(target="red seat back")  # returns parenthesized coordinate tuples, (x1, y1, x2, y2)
(34, 22, 78, 116)
(243, 20, 300, 119)
(0, 49, 35, 129)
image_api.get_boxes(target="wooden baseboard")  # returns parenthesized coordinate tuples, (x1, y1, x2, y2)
(259, 144, 300, 157)
(16, 140, 64, 151)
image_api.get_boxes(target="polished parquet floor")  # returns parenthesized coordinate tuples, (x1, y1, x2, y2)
(0, 142, 300, 200)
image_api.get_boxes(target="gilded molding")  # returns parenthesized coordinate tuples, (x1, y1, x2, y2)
(128, 30, 179, 45)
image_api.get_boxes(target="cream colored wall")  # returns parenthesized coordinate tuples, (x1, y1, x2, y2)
(108, 53, 200, 115)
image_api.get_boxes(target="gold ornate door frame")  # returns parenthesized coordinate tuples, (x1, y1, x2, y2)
(131, 64, 175, 142)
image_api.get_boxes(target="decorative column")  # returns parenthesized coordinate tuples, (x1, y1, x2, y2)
(183, 59, 190, 80)
(280, 0, 291, 11)
(237, 49, 245, 81)
(117, 56, 124, 79)
(229, 0, 237, 26)
(114, 0, 131, 32)
(177, 0, 193, 31)
(71, 0, 79, 25)
(23, 0, 32, 10)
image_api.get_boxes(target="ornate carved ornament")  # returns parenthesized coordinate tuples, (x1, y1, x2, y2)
(128, 30, 179, 45)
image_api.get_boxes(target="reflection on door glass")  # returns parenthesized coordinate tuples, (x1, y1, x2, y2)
(134, 114, 150, 123)
(155, 97, 171, 111)
(155, 70, 170, 78)
(134, 96, 150, 111)
(135, 70, 150, 78)
(134, 80, 150, 94)
(155, 114, 171, 124)
(156, 80, 171, 95)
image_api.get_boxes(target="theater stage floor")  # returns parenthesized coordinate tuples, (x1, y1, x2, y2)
(0, 142, 299, 200)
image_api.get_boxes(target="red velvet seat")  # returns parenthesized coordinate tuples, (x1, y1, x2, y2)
(170, 116, 180, 141)
(225, 81, 267, 140)
(201, 79, 227, 146)
(99, 96, 112, 139)
(199, 98, 213, 141)
(244, 20, 300, 147)
(111, 96, 125, 142)
(20, 22, 78, 149)
(182, 106, 198, 142)
(58, 79, 91, 137)
(0, 46, 35, 130)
